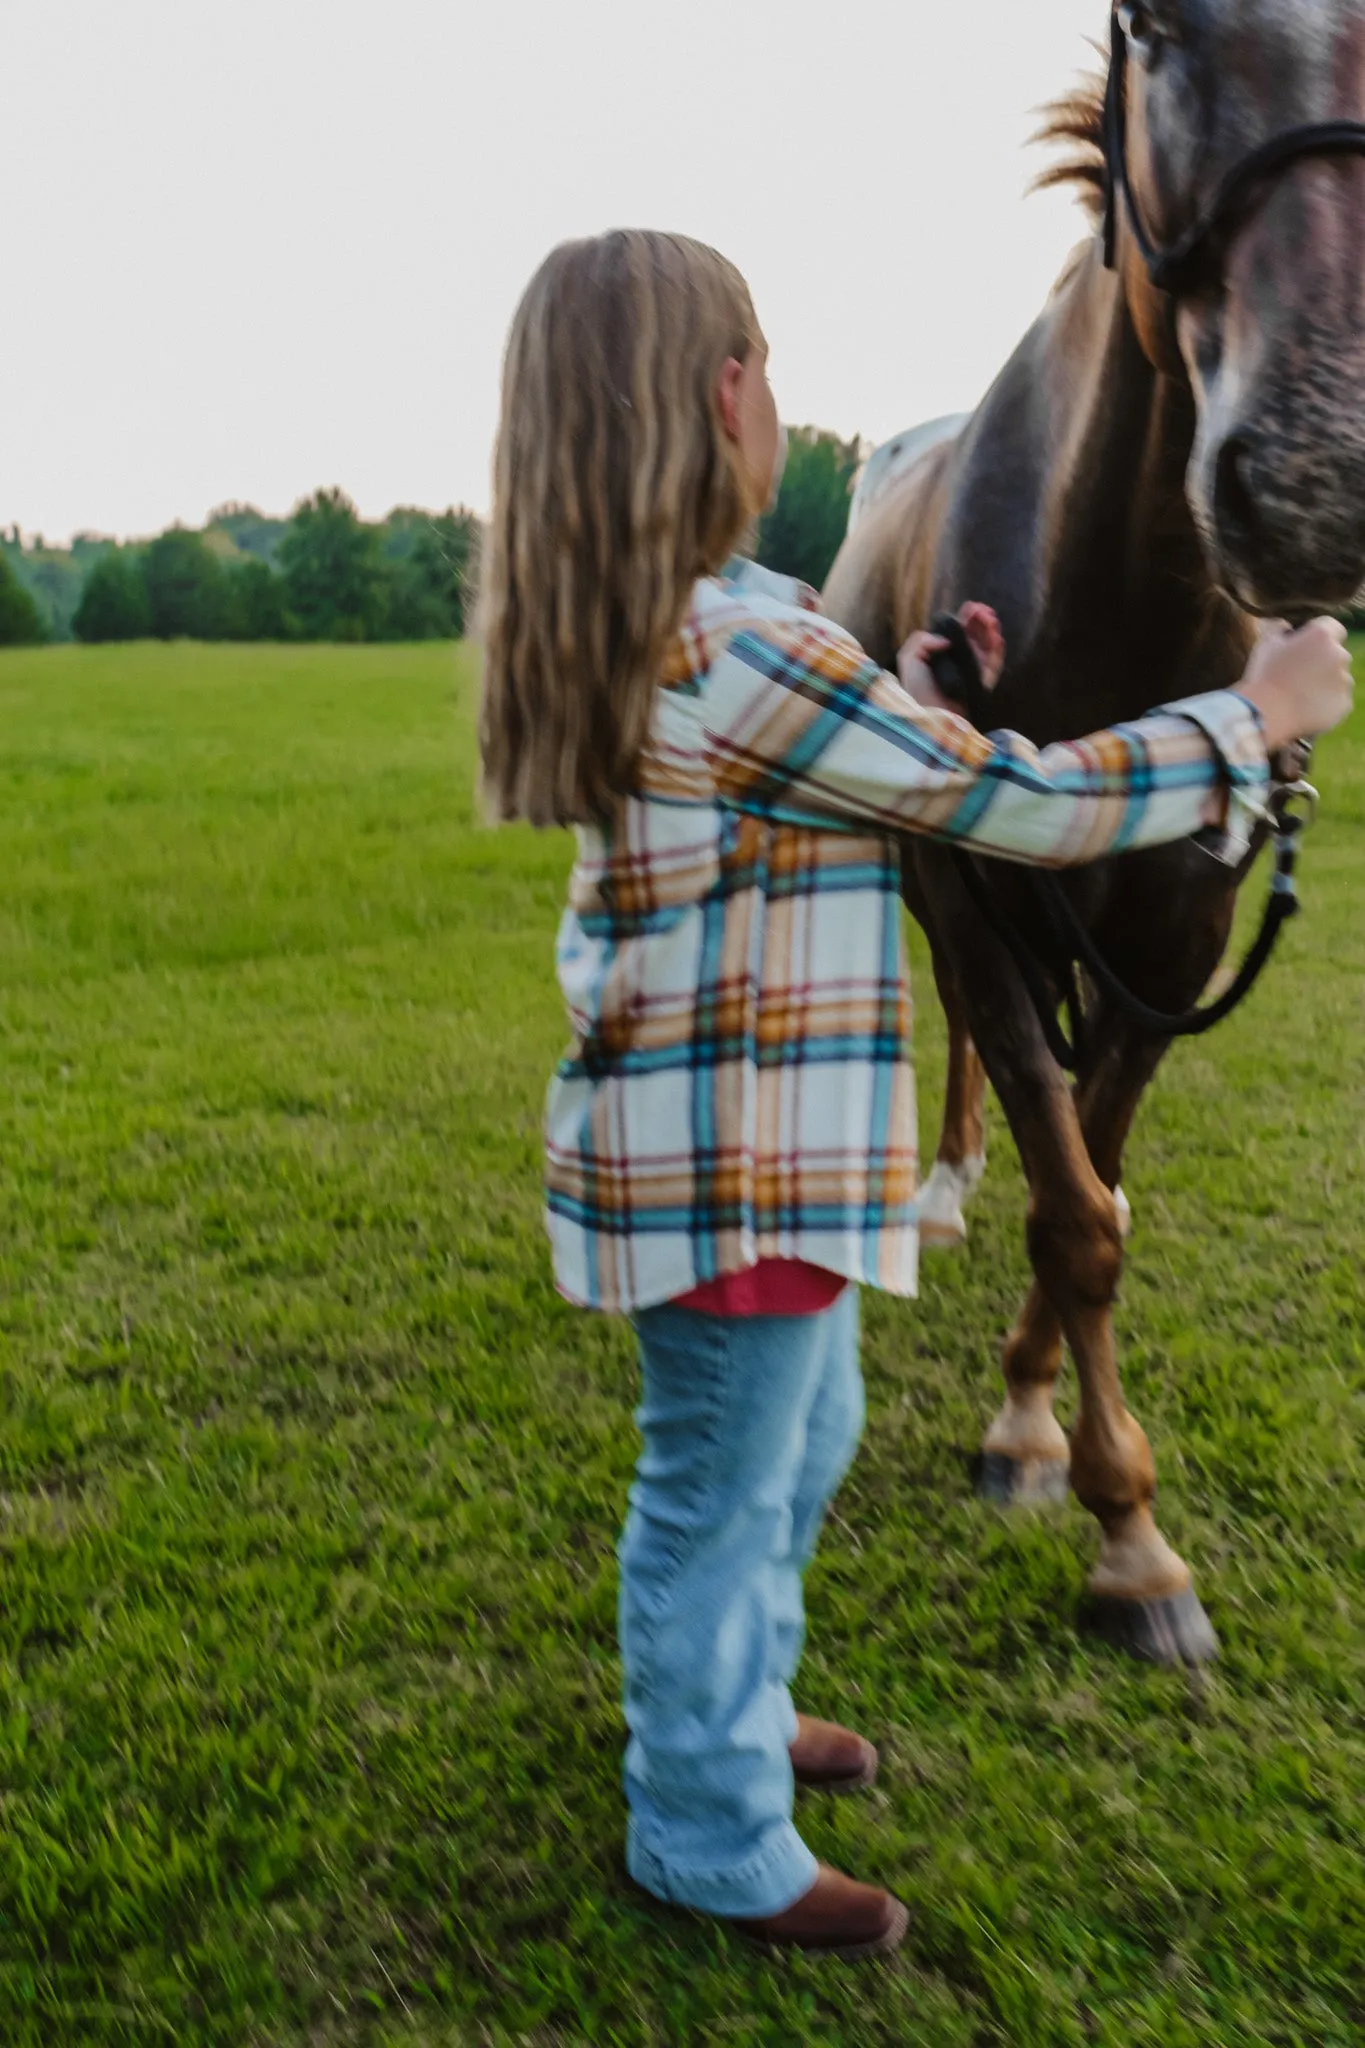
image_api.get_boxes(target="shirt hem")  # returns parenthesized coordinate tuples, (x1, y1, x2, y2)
(551, 1240, 921, 1317)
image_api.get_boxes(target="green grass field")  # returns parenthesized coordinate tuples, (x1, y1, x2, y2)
(1, 640, 1363, 2047)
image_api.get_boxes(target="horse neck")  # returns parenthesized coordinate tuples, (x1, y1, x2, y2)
(1025, 246, 1253, 721)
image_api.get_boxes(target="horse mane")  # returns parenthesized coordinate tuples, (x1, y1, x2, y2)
(1031, 64, 1108, 221)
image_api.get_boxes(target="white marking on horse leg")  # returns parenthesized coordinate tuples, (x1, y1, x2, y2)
(1114, 1184, 1133, 1239)
(983, 1382, 1071, 1467)
(1090, 1508, 1192, 1602)
(918, 1154, 986, 1250)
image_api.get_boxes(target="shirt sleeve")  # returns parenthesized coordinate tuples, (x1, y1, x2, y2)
(700, 609, 1270, 869)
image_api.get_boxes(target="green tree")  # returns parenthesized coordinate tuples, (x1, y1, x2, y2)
(1, 541, 73, 641)
(224, 559, 293, 641)
(72, 553, 151, 642)
(381, 506, 479, 639)
(0, 550, 46, 645)
(755, 425, 862, 591)
(206, 503, 290, 568)
(280, 489, 386, 641)
(143, 527, 230, 639)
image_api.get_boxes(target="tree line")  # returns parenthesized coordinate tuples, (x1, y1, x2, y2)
(0, 427, 865, 650)
(0, 490, 480, 647)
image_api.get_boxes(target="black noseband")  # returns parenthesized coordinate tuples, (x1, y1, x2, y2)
(1102, 8, 1365, 295)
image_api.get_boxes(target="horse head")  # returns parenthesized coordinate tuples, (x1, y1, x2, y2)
(1112, 0, 1365, 615)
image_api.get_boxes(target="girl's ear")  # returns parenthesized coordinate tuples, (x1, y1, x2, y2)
(716, 357, 745, 443)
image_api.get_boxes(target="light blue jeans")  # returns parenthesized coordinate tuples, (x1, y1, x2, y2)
(620, 1287, 864, 1917)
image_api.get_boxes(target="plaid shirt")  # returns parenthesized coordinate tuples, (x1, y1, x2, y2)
(545, 562, 1269, 1314)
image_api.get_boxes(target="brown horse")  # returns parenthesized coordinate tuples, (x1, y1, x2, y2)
(824, 0, 1365, 1664)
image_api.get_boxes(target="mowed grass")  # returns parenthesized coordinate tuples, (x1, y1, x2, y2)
(0, 639, 1363, 2048)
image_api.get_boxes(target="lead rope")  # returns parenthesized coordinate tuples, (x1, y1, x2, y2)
(924, 617, 1315, 1073)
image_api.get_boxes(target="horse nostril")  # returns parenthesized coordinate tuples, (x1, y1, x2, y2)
(1214, 435, 1259, 545)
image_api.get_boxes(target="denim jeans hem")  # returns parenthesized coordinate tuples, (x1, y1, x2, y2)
(627, 1818, 819, 1919)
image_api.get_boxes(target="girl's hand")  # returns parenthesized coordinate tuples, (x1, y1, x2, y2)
(1237, 617, 1355, 752)
(897, 602, 1007, 711)
(958, 602, 1006, 691)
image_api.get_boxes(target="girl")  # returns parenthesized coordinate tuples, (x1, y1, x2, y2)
(478, 230, 1352, 1960)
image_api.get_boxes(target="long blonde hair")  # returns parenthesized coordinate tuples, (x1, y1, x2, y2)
(478, 230, 759, 827)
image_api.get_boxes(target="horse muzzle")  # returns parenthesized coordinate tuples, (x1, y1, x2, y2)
(1180, 153, 1365, 617)
(1191, 409, 1365, 616)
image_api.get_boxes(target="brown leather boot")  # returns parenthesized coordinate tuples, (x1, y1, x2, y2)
(789, 1713, 878, 1793)
(731, 1863, 909, 1958)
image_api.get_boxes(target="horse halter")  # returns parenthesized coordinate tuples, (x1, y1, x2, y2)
(1102, 6, 1365, 295)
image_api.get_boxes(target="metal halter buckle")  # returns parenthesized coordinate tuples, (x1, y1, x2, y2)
(1274, 779, 1320, 831)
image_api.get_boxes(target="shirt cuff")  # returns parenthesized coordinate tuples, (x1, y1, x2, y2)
(1153, 688, 1273, 866)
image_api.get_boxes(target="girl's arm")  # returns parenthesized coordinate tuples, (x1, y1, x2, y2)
(702, 610, 1268, 869)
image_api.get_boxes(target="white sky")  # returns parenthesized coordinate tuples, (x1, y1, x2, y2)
(2, 0, 1103, 544)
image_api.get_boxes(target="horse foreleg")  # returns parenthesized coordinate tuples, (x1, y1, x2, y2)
(966, 991, 1214, 1663)
(980, 1017, 1150, 1505)
(1062, 1017, 1217, 1662)
(1063, 1231, 1216, 1665)
(918, 949, 988, 1251)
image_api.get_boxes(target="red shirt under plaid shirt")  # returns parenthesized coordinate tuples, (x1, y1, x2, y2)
(545, 562, 1269, 1314)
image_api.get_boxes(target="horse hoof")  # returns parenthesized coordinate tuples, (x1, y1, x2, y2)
(1079, 1586, 1219, 1667)
(977, 1450, 1071, 1507)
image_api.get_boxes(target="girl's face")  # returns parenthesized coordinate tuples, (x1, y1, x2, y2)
(717, 342, 781, 518)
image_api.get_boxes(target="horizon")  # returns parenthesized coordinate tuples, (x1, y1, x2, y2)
(5, 492, 485, 558)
